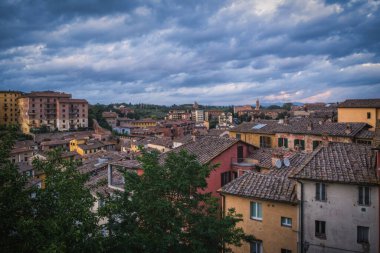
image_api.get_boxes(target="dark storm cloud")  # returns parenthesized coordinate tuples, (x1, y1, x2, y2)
(0, 0, 379, 105)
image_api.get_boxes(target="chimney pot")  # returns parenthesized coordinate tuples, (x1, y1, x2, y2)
(345, 124, 352, 134)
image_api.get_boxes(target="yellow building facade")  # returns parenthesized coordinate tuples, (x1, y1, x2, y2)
(223, 195, 298, 253)
(229, 131, 276, 148)
(0, 91, 22, 126)
(338, 99, 380, 130)
(70, 139, 86, 155)
(338, 108, 379, 130)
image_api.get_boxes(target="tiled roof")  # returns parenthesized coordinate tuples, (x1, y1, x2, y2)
(161, 136, 239, 165)
(173, 135, 193, 144)
(40, 139, 70, 146)
(23, 91, 71, 98)
(290, 143, 378, 185)
(355, 129, 375, 139)
(230, 119, 368, 137)
(249, 148, 307, 177)
(338, 99, 380, 108)
(78, 140, 105, 150)
(219, 172, 297, 203)
(109, 160, 141, 169)
(102, 111, 118, 118)
(59, 98, 88, 103)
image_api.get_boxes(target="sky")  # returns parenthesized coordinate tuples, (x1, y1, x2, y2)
(0, 0, 380, 105)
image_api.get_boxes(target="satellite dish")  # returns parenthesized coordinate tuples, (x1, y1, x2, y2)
(284, 158, 290, 167)
(275, 159, 282, 169)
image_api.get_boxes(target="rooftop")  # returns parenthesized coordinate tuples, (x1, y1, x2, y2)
(290, 142, 378, 185)
(219, 171, 297, 204)
(161, 136, 240, 165)
(230, 118, 368, 137)
(338, 99, 380, 108)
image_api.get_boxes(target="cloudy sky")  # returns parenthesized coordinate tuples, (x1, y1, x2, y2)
(1, 0, 379, 105)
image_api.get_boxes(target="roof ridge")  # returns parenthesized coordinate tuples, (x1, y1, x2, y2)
(289, 144, 324, 179)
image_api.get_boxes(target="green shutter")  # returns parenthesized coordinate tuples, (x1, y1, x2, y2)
(278, 138, 283, 147)
(284, 138, 288, 148)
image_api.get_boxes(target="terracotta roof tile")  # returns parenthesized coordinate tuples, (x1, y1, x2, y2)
(160, 136, 239, 164)
(230, 119, 368, 137)
(219, 172, 297, 203)
(290, 143, 378, 185)
(338, 99, 380, 108)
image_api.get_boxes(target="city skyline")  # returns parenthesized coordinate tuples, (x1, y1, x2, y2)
(1, 0, 380, 105)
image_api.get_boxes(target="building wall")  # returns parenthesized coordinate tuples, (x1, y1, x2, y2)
(57, 101, 88, 131)
(10, 150, 34, 164)
(0, 91, 22, 126)
(229, 131, 275, 148)
(202, 142, 251, 197)
(224, 195, 298, 253)
(338, 108, 379, 130)
(18, 92, 88, 133)
(275, 133, 352, 152)
(299, 181, 379, 253)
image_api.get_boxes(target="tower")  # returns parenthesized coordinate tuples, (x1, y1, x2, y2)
(255, 98, 260, 110)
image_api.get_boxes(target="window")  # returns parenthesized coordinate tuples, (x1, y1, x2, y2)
(358, 186, 370, 206)
(278, 137, 288, 148)
(236, 133, 241, 140)
(315, 220, 326, 238)
(294, 139, 305, 150)
(250, 240, 262, 253)
(281, 249, 292, 253)
(316, 183, 326, 201)
(250, 202, 262, 220)
(367, 112, 371, 119)
(312, 140, 322, 150)
(356, 139, 371, 145)
(357, 226, 369, 244)
(281, 217, 292, 227)
(260, 136, 272, 148)
(221, 171, 232, 187)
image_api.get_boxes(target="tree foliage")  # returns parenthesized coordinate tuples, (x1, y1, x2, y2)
(101, 150, 250, 253)
(0, 128, 102, 253)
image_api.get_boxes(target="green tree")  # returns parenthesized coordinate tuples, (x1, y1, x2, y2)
(31, 150, 102, 253)
(282, 102, 293, 111)
(101, 150, 251, 253)
(0, 128, 36, 253)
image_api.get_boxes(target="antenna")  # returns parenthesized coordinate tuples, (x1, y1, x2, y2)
(275, 159, 282, 169)
(284, 158, 290, 167)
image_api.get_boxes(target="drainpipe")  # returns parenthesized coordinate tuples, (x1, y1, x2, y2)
(298, 180, 305, 253)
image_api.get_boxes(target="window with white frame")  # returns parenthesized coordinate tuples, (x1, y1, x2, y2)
(250, 240, 262, 253)
(250, 202, 262, 220)
(281, 217, 292, 227)
(358, 186, 370, 206)
(316, 182, 326, 201)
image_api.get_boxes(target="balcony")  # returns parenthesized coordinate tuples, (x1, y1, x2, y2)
(231, 157, 257, 168)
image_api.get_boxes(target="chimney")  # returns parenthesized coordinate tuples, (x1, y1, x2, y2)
(322, 135, 329, 147)
(307, 121, 313, 131)
(271, 152, 284, 167)
(345, 124, 352, 134)
(284, 116, 289, 125)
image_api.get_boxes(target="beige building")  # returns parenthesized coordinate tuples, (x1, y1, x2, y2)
(0, 90, 23, 126)
(18, 91, 88, 133)
(338, 99, 380, 130)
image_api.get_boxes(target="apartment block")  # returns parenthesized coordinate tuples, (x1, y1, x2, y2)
(18, 91, 88, 133)
(0, 90, 23, 126)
